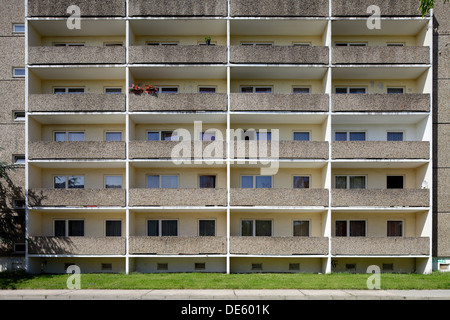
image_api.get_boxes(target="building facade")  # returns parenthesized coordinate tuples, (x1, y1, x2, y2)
(0, 0, 448, 274)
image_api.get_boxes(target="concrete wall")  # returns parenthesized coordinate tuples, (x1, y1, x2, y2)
(129, 236, 227, 254)
(129, 93, 227, 112)
(128, 0, 227, 17)
(129, 45, 227, 64)
(230, 46, 328, 64)
(28, 236, 126, 255)
(331, 0, 424, 17)
(28, 189, 126, 207)
(28, 141, 126, 160)
(230, 0, 328, 17)
(230, 237, 329, 255)
(332, 94, 430, 112)
(331, 189, 430, 207)
(27, 0, 126, 17)
(331, 141, 430, 159)
(129, 188, 227, 206)
(332, 46, 430, 64)
(28, 46, 126, 64)
(29, 94, 126, 112)
(332, 237, 430, 255)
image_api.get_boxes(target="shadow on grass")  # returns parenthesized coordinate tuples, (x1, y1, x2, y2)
(0, 271, 37, 289)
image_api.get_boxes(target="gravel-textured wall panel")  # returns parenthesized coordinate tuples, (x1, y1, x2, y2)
(331, 189, 430, 207)
(230, 188, 329, 207)
(332, 141, 430, 159)
(0, 37, 25, 80)
(28, 46, 126, 65)
(230, 0, 328, 17)
(436, 80, 450, 123)
(230, 46, 328, 64)
(332, 46, 430, 64)
(129, 236, 227, 254)
(28, 236, 126, 255)
(230, 237, 329, 255)
(29, 94, 126, 112)
(434, 1, 450, 35)
(437, 168, 450, 213)
(437, 124, 450, 168)
(437, 36, 450, 79)
(0, 124, 25, 163)
(0, 0, 25, 36)
(129, 45, 227, 64)
(332, 0, 424, 16)
(129, 141, 225, 160)
(129, 93, 227, 112)
(332, 93, 430, 112)
(331, 237, 430, 255)
(27, 0, 126, 17)
(233, 141, 329, 160)
(28, 141, 126, 160)
(230, 93, 329, 112)
(437, 213, 450, 256)
(28, 189, 126, 207)
(128, 0, 227, 17)
(129, 188, 227, 207)
(0, 81, 25, 123)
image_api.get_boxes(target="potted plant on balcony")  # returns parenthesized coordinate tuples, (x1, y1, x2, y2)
(129, 84, 144, 95)
(205, 36, 211, 45)
(145, 85, 159, 97)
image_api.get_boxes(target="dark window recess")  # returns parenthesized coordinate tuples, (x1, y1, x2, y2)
(387, 176, 404, 189)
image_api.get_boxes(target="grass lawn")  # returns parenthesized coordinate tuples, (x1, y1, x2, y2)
(1, 271, 449, 290)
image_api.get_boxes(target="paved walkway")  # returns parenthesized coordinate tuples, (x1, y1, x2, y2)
(0, 289, 449, 300)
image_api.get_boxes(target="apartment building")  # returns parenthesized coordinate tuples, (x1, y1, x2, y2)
(0, 0, 448, 274)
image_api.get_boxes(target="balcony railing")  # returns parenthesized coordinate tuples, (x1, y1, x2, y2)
(129, 141, 226, 160)
(332, 93, 430, 113)
(331, 189, 430, 207)
(128, 0, 227, 17)
(331, 141, 430, 159)
(28, 46, 126, 65)
(28, 141, 126, 160)
(129, 93, 227, 112)
(27, 0, 126, 17)
(28, 94, 126, 112)
(28, 189, 126, 207)
(129, 188, 227, 207)
(230, 188, 329, 207)
(230, 93, 329, 112)
(230, 0, 328, 17)
(331, 237, 430, 255)
(332, 46, 430, 64)
(331, 0, 425, 16)
(232, 141, 329, 160)
(129, 236, 227, 254)
(230, 237, 329, 255)
(230, 45, 328, 64)
(28, 236, 126, 255)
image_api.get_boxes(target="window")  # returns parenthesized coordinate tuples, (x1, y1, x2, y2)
(147, 175, 179, 188)
(105, 175, 122, 189)
(251, 263, 263, 271)
(13, 24, 25, 33)
(53, 43, 85, 47)
(293, 43, 311, 47)
(200, 131, 216, 141)
(289, 263, 300, 271)
(382, 263, 394, 272)
(13, 199, 25, 209)
(387, 87, 404, 94)
(256, 131, 271, 140)
(293, 220, 310, 237)
(199, 220, 216, 236)
(13, 111, 25, 121)
(158, 87, 178, 93)
(13, 155, 25, 165)
(147, 220, 178, 236)
(387, 176, 404, 189)
(101, 263, 113, 271)
(293, 87, 310, 94)
(335, 43, 367, 47)
(54, 220, 84, 236)
(387, 132, 403, 141)
(104, 87, 122, 94)
(387, 221, 403, 237)
(293, 176, 310, 189)
(387, 43, 405, 47)
(105, 220, 121, 237)
(147, 131, 178, 141)
(241, 42, 273, 47)
(146, 42, 179, 46)
(105, 132, 122, 141)
(54, 131, 85, 141)
(241, 220, 272, 236)
(104, 43, 123, 47)
(335, 175, 366, 189)
(240, 86, 272, 93)
(13, 68, 25, 78)
(53, 87, 85, 94)
(157, 263, 168, 271)
(335, 220, 366, 237)
(241, 175, 272, 188)
(199, 175, 216, 188)
(198, 87, 216, 93)
(293, 132, 310, 141)
(13, 243, 25, 253)
(54, 175, 84, 189)
(335, 87, 366, 94)
(334, 132, 366, 141)
(195, 263, 206, 270)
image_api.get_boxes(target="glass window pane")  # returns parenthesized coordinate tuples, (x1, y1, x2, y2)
(161, 175, 178, 189)
(293, 132, 310, 141)
(147, 220, 159, 236)
(349, 176, 366, 189)
(293, 176, 310, 189)
(161, 220, 177, 236)
(255, 220, 272, 236)
(54, 220, 66, 236)
(105, 176, 122, 189)
(199, 87, 216, 93)
(54, 176, 66, 189)
(241, 220, 253, 236)
(387, 221, 403, 237)
(147, 175, 160, 188)
(255, 176, 272, 188)
(105, 132, 122, 141)
(13, 68, 25, 77)
(160, 87, 178, 93)
(350, 221, 366, 237)
(106, 221, 121, 237)
(335, 88, 348, 94)
(240, 87, 254, 93)
(293, 221, 309, 237)
(293, 87, 310, 94)
(161, 131, 178, 141)
(387, 88, 404, 94)
(335, 132, 347, 141)
(257, 132, 271, 140)
(199, 175, 216, 188)
(68, 132, 85, 141)
(67, 88, 85, 94)
(54, 132, 66, 141)
(335, 221, 347, 237)
(349, 132, 366, 141)
(387, 176, 404, 189)
(68, 220, 84, 236)
(13, 24, 25, 33)
(387, 132, 403, 141)
(105, 88, 122, 94)
(349, 88, 366, 94)
(241, 176, 253, 188)
(147, 132, 160, 141)
(53, 88, 67, 94)
(335, 176, 347, 189)
(255, 87, 272, 93)
(199, 220, 215, 236)
(68, 176, 84, 189)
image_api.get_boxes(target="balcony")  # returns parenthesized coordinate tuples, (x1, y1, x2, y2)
(27, 0, 126, 17)
(28, 93, 126, 113)
(28, 46, 126, 65)
(230, 188, 329, 207)
(331, 237, 430, 255)
(129, 141, 226, 160)
(28, 236, 126, 255)
(129, 236, 227, 254)
(129, 188, 227, 207)
(28, 189, 126, 207)
(332, 141, 430, 159)
(128, 0, 227, 17)
(233, 141, 329, 160)
(332, 46, 430, 65)
(230, 237, 329, 255)
(230, 93, 329, 112)
(331, 189, 430, 207)
(129, 93, 227, 112)
(28, 141, 126, 160)
(332, 94, 430, 113)
(129, 45, 227, 64)
(331, 0, 425, 17)
(230, 0, 328, 17)
(230, 46, 328, 64)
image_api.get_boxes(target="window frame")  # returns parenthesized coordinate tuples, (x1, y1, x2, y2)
(53, 131, 85, 142)
(12, 111, 25, 122)
(335, 219, 367, 237)
(12, 155, 25, 165)
(333, 131, 367, 141)
(12, 68, 25, 78)
(387, 131, 404, 141)
(12, 24, 25, 34)
(104, 131, 123, 142)
(104, 87, 123, 94)
(198, 86, 217, 93)
(104, 175, 123, 189)
(292, 86, 311, 94)
(146, 130, 179, 141)
(146, 219, 179, 237)
(198, 219, 216, 237)
(387, 87, 405, 94)
(53, 175, 85, 189)
(147, 174, 179, 189)
(334, 175, 367, 189)
(292, 220, 311, 237)
(240, 85, 273, 93)
(240, 219, 273, 237)
(334, 42, 368, 47)
(292, 175, 311, 189)
(387, 220, 404, 237)
(105, 220, 122, 237)
(53, 219, 85, 237)
(334, 86, 367, 94)
(293, 131, 311, 141)
(53, 87, 85, 94)
(198, 175, 217, 189)
(240, 175, 273, 189)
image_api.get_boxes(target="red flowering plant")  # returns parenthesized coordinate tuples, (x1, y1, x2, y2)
(129, 84, 144, 95)
(145, 85, 159, 96)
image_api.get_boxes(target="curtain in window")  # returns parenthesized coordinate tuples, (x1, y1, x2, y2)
(293, 221, 309, 237)
(350, 176, 365, 189)
(350, 221, 366, 237)
(387, 221, 402, 237)
(106, 221, 121, 237)
(255, 220, 272, 236)
(335, 221, 347, 236)
(161, 220, 177, 236)
(147, 220, 159, 236)
(68, 220, 84, 237)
